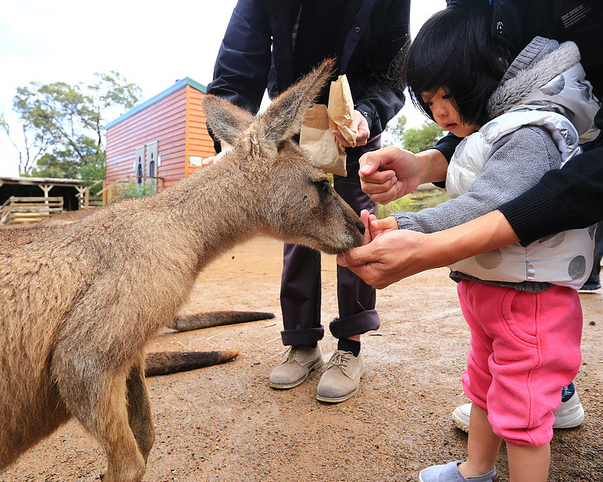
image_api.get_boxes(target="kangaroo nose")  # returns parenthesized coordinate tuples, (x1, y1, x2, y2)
(356, 220, 365, 235)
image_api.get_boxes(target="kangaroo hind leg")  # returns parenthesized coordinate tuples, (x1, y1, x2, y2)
(127, 358, 155, 461)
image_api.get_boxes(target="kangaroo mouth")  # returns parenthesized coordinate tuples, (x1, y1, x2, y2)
(307, 231, 363, 255)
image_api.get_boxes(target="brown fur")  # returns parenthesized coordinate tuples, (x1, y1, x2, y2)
(0, 59, 364, 481)
(144, 350, 241, 377)
(168, 310, 275, 332)
(145, 311, 274, 376)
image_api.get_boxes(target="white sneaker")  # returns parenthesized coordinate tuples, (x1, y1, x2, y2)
(452, 384, 585, 433)
(554, 383, 585, 428)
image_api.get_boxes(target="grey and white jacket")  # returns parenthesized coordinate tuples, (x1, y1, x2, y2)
(393, 37, 601, 290)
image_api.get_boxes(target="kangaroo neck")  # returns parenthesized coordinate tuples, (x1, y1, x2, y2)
(153, 158, 262, 270)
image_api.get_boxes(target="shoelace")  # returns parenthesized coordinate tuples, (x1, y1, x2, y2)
(283, 346, 298, 362)
(325, 350, 351, 370)
(282, 346, 314, 363)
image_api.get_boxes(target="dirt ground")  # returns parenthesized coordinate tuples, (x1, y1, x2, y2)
(2, 235, 602, 482)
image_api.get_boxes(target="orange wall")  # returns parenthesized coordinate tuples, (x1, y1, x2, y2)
(186, 86, 217, 178)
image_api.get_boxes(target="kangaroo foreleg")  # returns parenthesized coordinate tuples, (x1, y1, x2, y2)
(53, 351, 147, 482)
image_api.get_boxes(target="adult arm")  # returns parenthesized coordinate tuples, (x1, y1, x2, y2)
(501, 107, 603, 244)
(340, 126, 561, 287)
(345, 0, 410, 137)
(206, 0, 273, 114)
(501, 143, 603, 245)
(391, 126, 562, 233)
(337, 210, 518, 289)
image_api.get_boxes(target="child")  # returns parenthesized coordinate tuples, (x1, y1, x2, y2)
(368, 3, 600, 482)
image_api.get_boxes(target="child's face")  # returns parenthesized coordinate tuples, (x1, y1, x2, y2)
(421, 88, 479, 137)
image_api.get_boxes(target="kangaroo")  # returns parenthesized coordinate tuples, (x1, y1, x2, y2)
(0, 59, 364, 482)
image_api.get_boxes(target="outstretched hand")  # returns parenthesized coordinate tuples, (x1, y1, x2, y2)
(359, 209, 398, 244)
(337, 227, 432, 289)
(338, 210, 520, 289)
(340, 210, 415, 289)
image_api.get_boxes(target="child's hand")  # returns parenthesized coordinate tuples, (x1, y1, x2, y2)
(360, 210, 398, 245)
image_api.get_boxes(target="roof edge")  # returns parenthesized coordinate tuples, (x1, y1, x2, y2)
(0, 175, 87, 186)
(106, 77, 207, 129)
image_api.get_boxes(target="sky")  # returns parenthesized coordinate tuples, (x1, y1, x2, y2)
(0, 0, 446, 177)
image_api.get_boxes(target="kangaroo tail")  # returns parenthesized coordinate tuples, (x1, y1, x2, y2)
(168, 311, 275, 332)
(145, 349, 240, 377)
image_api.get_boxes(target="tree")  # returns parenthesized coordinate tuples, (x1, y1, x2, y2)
(384, 114, 407, 144)
(401, 121, 444, 154)
(0, 111, 51, 175)
(5, 71, 141, 180)
(383, 114, 444, 153)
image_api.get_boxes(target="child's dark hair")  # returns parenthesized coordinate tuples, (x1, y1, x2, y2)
(399, 2, 513, 127)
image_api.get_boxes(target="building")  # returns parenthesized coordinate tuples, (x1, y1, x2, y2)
(105, 77, 216, 189)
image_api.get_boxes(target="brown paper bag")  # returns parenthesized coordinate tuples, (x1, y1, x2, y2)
(328, 74, 357, 148)
(299, 75, 357, 177)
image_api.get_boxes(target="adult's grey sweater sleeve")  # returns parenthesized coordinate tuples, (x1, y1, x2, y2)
(392, 126, 563, 233)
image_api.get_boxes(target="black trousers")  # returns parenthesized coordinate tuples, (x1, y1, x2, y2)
(279, 136, 381, 346)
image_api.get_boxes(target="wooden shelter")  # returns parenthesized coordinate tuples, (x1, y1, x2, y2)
(0, 176, 89, 224)
(105, 77, 216, 190)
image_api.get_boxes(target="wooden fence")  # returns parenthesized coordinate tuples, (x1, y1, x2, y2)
(0, 196, 64, 225)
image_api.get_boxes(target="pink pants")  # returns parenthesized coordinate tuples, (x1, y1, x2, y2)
(457, 279, 582, 446)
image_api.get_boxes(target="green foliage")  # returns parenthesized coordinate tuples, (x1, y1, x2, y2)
(6, 71, 141, 179)
(384, 115, 407, 144)
(383, 115, 444, 153)
(401, 122, 444, 154)
(111, 182, 156, 202)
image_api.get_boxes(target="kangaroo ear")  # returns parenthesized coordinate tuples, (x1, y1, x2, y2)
(203, 95, 255, 147)
(259, 59, 336, 143)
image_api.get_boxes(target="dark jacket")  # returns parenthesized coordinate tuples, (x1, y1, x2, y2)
(440, 0, 603, 245)
(207, 0, 409, 139)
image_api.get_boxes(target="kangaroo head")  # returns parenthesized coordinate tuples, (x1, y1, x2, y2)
(203, 59, 365, 254)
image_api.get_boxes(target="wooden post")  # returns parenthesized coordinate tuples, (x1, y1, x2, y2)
(39, 185, 53, 198)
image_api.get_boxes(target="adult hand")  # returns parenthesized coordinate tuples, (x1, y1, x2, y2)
(358, 147, 449, 205)
(201, 141, 233, 166)
(337, 228, 434, 289)
(342, 210, 415, 289)
(332, 110, 370, 147)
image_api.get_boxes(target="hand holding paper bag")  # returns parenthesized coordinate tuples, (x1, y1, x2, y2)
(300, 75, 359, 177)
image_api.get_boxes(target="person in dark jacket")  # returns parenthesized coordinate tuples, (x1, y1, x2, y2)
(206, 0, 409, 403)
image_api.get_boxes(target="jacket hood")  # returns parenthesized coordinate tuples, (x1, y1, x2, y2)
(487, 36, 600, 140)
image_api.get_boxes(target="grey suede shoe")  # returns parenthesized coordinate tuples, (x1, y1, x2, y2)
(316, 350, 364, 403)
(269, 345, 323, 389)
(419, 462, 499, 482)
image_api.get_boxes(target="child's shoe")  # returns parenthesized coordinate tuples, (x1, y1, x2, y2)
(419, 461, 499, 482)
